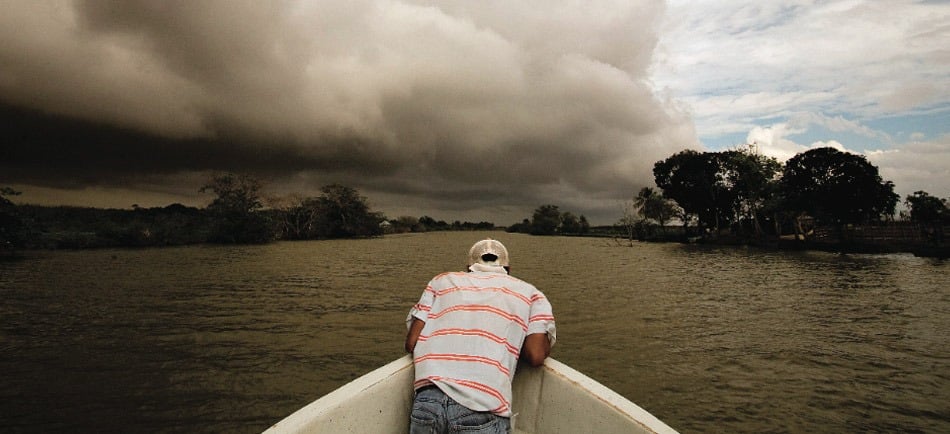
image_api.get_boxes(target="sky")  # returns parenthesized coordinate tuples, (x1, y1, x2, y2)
(1, 0, 948, 225)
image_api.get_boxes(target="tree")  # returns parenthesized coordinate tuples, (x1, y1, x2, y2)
(653, 150, 724, 232)
(417, 216, 450, 231)
(530, 205, 561, 235)
(906, 191, 947, 244)
(718, 150, 782, 236)
(780, 147, 898, 226)
(634, 187, 678, 227)
(312, 184, 384, 238)
(200, 173, 275, 243)
(578, 215, 590, 234)
(0, 187, 18, 206)
(906, 191, 948, 223)
(559, 212, 581, 234)
(261, 185, 384, 239)
(633, 187, 652, 219)
(1, 187, 25, 252)
(628, 186, 681, 241)
(506, 218, 532, 234)
(394, 216, 421, 233)
(617, 199, 639, 242)
(268, 194, 318, 240)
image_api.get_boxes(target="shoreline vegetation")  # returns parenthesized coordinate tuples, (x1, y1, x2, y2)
(2, 146, 948, 258)
(1, 203, 945, 259)
(602, 223, 950, 258)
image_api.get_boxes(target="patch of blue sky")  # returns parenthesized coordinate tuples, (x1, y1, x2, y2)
(700, 132, 752, 151)
(784, 126, 888, 151)
(863, 110, 950, 143)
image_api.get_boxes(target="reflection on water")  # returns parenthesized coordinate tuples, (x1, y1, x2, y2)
(1, 232, 948, 433)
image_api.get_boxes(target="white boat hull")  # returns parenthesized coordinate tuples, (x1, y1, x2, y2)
(264, 355, 677, 434)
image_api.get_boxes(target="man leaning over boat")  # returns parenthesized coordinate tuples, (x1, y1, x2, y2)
(405, 239, 556, 434)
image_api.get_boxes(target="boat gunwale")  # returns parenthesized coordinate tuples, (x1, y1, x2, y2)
(263, 356, 414, 433)
(263, 355, 678, 434)
(538, 358, 677, 434)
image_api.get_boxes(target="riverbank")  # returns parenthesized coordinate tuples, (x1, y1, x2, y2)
(6, 218, 947, 260)
(604, 223, 949, 259)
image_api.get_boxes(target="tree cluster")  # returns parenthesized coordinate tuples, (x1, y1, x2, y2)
(7, 203, 209, 249)
(385, 216, 496, 234)
(1, 187, 26, 253)
(270, 184, 385, 240)
(200, 176, 387, 242)
(653, 148, 784, 237)
(652, 147, 908, 241)
(905, 190, 949, 244)
(201, 173, 273, 244)
(618, 187, 681, 241)
(506, 204, 590, 236)
(0, 174, 387, 250)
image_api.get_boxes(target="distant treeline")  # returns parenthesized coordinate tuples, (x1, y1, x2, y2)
(3, 146, 948, 254)
(0, 174, 497, 251)
(383, 205, 599, 236)
(505, 204, 592, 236)
(384, 216, 496, 234)
(8, 204, 210, 249)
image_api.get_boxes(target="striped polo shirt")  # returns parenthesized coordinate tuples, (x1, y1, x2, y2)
(407, 266, 556, 417)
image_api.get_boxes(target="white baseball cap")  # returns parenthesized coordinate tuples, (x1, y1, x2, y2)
(468, 239, 509, 266)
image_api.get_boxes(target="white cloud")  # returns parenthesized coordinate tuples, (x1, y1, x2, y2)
(748, 123, 950, 201)
(746, 124, 806, 162)
(653, 0, 950, 139)
(788, 113, 891, 143)
(866, 136, 950, 200)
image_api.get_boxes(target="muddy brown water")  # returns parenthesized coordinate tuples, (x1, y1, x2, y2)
(1, 232, 947, 433)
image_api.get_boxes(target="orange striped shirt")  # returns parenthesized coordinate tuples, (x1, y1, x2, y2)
(407, 267, 556, 417)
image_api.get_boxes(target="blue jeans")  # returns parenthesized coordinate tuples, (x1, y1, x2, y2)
(409, 387, 511, 434)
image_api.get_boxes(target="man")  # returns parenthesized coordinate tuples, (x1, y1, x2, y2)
(405, 239, 556, 434)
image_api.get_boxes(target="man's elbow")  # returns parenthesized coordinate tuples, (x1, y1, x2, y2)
(521, 333, 551, 367)
(405, 318, 424, 353)
(523, 350, 547, 367)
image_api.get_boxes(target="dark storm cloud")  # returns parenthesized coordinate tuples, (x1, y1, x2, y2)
(0, 102, 398, 186)
(0, 0, 696, 223)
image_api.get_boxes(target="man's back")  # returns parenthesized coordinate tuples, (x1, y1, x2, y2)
(411, 270, 552, 415)
(405, 239, 555, 433)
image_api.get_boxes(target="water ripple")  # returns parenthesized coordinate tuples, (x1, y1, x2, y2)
(1, 235, 947, 433)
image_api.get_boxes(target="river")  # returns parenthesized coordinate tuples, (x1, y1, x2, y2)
(1, 232, 947, 433)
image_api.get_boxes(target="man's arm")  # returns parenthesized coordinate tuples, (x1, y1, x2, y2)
(521, 332, 551, 367)
(405, 318, 425, 353)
